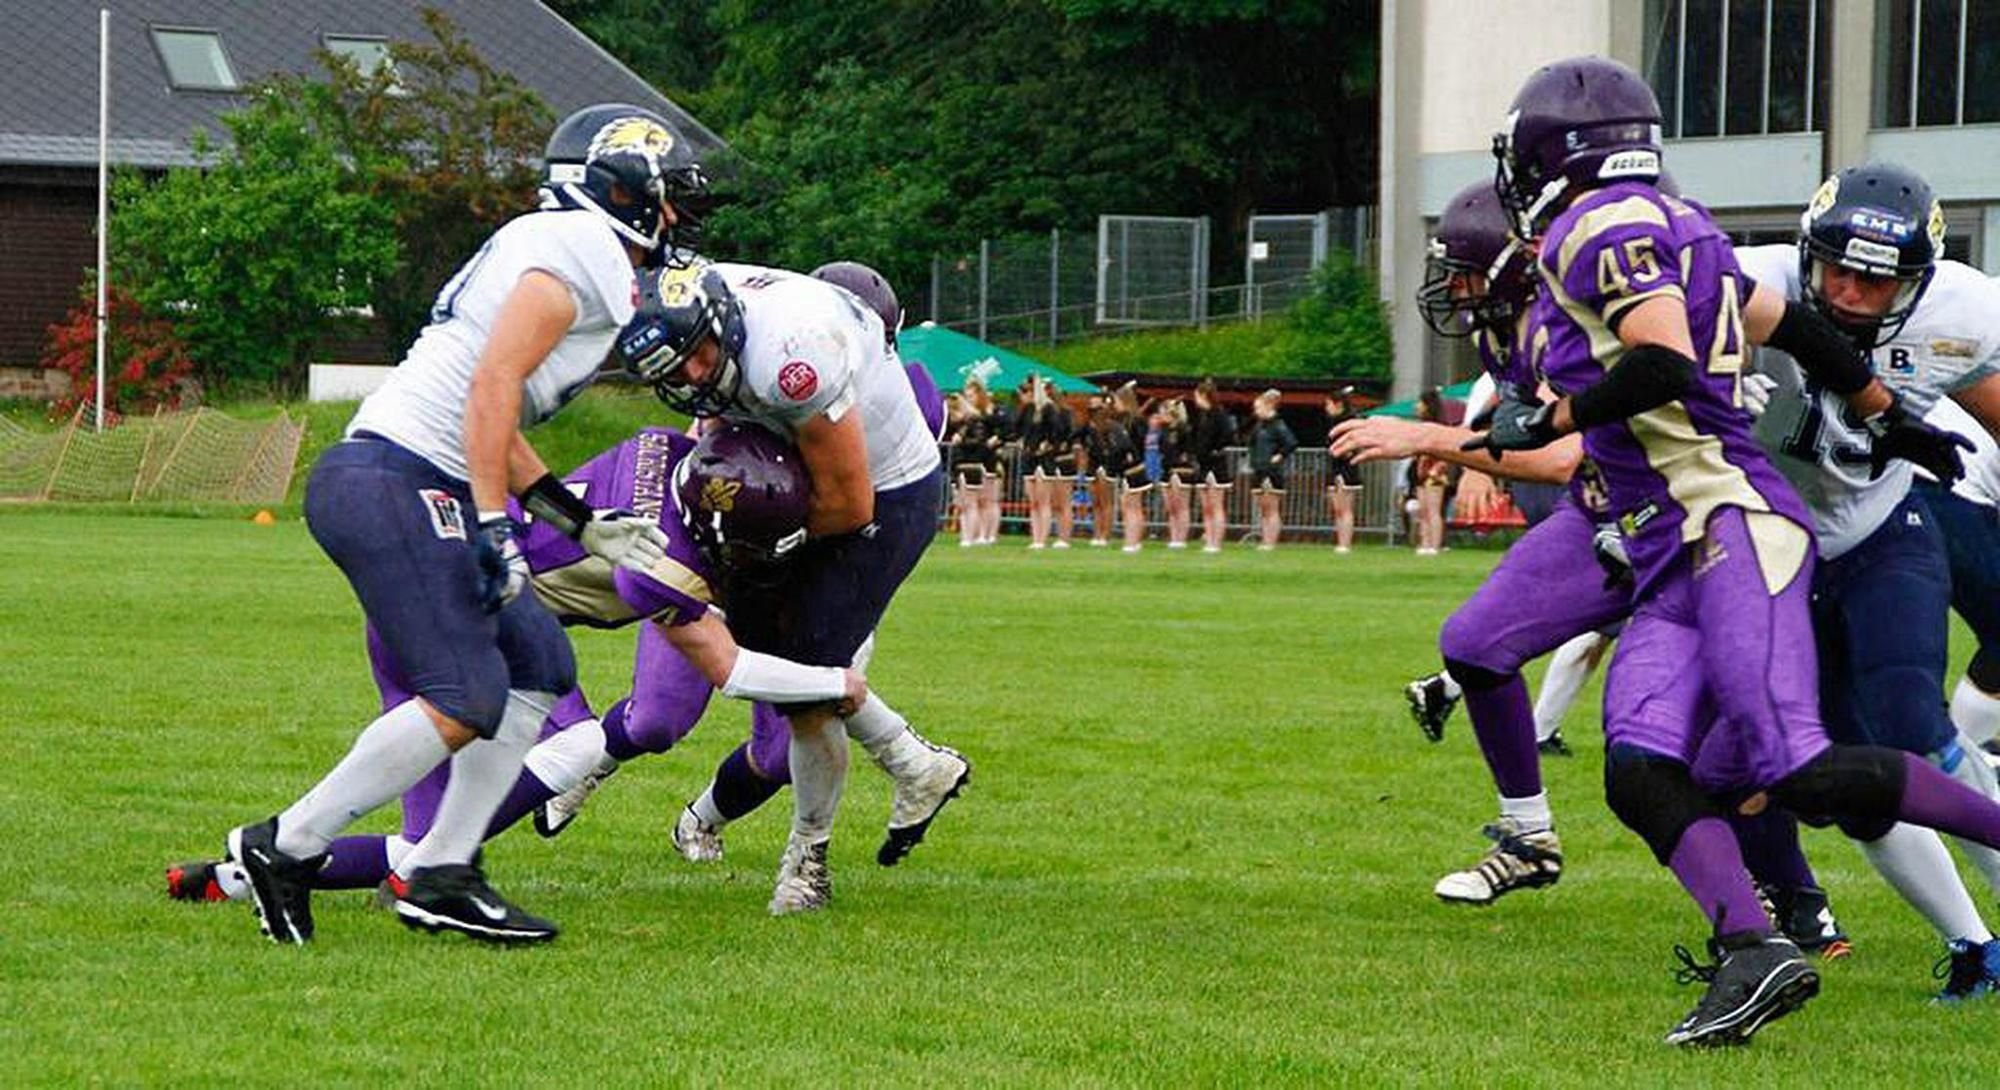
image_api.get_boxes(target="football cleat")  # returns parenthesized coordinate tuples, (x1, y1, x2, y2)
(393, 864, 557, 945)
(1404, 673, 1459, 743)
(769, 835, 833, 916)
(1536, 730, 1573, 757)
(1665, 932, 1818, 1046)
(1933, 938, 2000, 1002)
(672, 804, 725, 863)
(878, 744, 971, 867)
(227, 817, 323, 944)
(534, 754, 621, 839)
(371, 871, 410, 911)
(166, 860, 229, 903)
(1759, 884, 1852, 960)
(1433, 820, 1562, 905)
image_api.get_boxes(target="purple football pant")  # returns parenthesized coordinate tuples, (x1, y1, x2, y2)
(1439, 500, 1630, 799)
(600, 620, 714, 760)
(1608, 507, 1830, 794)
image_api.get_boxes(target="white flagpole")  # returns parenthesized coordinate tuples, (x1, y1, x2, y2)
(95, 8, 109, 432)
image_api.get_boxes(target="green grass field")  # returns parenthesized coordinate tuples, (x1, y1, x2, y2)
(1, 510, 1993, 1086)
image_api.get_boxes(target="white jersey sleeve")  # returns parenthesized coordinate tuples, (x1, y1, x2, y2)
(346, 211, 635, 481)
(1746, 250, 2000, 558)
(713, 263, 941, 491)
(1922, 395, 2000, 507)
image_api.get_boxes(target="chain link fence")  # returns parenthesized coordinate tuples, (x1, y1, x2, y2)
(926, 207, 1375, 348)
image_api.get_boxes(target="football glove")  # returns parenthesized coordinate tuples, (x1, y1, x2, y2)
(1864, 397, 1973, 486)
(1461, 396, 1560, 457)
(1591, 523, 1633, 590)
(579, 509, 671, 574)
(474, 514, 530, 613)
(1740, 372, 1778, 418)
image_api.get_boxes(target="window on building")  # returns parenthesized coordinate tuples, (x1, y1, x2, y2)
(1645, 0, 1828, 138)
(151, 27, 239, 92)
(1877, 0, 2000, 126)
(324, 35, 393, 80)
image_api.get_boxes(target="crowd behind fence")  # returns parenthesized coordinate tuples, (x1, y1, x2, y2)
(932, 443, 1414, 543)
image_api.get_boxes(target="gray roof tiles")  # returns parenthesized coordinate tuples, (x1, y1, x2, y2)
(1, 1, 721, 169)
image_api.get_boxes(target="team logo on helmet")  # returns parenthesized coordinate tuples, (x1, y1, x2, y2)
(657, 264, 702, 306)
(588, 117, 674, 168)
(699, 477, 741, 513)
(1928, 200, 1947, 253)
(1802, 176, 1839, 229)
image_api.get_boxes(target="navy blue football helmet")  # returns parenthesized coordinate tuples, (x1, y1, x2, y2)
(618, 264, 748, 417)
(542, 103, 709, 255)
(1493, 56, 1664, 233)
(672, 421, 809, 572)
(1797, 162, 1943, 348)
(1417, 181, 1538, 339)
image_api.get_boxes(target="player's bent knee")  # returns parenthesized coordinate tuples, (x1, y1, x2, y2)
(1769, 746, 1906, 836)
(1441, 655, 1515, 694)
(1603, 744, 1721, 864)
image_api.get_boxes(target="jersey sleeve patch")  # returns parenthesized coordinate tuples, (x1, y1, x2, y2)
(778, 360, 820, 401)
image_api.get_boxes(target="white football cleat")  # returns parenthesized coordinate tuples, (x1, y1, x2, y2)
(534, 754, 620, 838)
(878, 744, 971, 866)
(1434, 820, 1563, 905)
(768, 835, 832, 916)
(671, 804, 725, 863)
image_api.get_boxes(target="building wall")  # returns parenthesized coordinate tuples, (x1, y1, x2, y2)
(0, 174, 95, 368)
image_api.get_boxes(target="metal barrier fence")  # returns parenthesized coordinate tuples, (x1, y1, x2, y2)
(935, 444, 1411, 543)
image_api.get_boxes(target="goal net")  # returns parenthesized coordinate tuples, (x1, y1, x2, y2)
(0, 407, 304, 503)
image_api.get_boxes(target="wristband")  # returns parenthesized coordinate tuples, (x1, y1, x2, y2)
(521, 473, 593, 539)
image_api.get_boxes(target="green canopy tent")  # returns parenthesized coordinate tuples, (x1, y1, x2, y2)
(899, 323, 1099, 395)
(1363, 378, 1479, 419)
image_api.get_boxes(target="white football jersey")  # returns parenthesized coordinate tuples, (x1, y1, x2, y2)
(1922, 395, 2000, 508)
(711, 262, 940, 491)
(347, 210, 637, 481)
(1739, 244, 2000, 558)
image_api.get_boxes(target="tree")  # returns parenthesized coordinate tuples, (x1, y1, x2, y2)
(111, 95, 398, 395)
(1258, 256, 1392, 379)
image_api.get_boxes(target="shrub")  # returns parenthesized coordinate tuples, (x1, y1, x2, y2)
(40, 285, 197, 421)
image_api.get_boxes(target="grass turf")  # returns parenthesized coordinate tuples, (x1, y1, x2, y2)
(0, 510, 1992, 1085)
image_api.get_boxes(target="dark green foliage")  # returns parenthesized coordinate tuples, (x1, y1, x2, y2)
(1256, 256, 1394, 379)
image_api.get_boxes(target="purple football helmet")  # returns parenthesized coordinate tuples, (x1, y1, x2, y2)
(672, 421, 810, 572)
(1417, 181, 1538, 339)
(810, 261, 903, 349)
(1493, 56, 1663, 233)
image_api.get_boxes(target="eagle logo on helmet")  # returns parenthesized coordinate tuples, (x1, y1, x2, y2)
(1803, 176, 1840, 228)
(588, 117, 674, 168)
(700, 477, 742, 513)
(657, 264, 703, 306)
(1928, 200, 1947, 253)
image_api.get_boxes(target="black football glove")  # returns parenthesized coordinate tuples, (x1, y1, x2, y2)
(1461, 396, 1561, 458)
(1864, 398, 1973, 486)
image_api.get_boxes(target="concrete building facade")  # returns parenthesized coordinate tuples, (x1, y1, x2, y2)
(1380, 0, 2000, 396)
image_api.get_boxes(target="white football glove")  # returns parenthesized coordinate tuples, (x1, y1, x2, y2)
(579, 509, 670, 573)
(1741, 372, 1778, 419)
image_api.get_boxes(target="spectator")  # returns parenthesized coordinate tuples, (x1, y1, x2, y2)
(1016, 376, 1078, 549)
(1114, 382, 1152, 553)
(1158, 399, 1195, 548)
(1412, 387, 1452, 554)
(1322, 386, 1362, 553)
(1188, 377, 1237, 553)
(1081, 394, 1120, 546)
(947, 380, 1002, 546)
(1247, 388, 1297, 551)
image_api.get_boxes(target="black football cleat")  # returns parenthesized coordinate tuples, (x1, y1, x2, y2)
(393, 864, 557, 945)
(1760, 884, 1852, 960)
(226, 817, 322, 944)
(1403, 673, 1458, 743)
(1665, 932, 1818, 1047)
(1536, 730, 1573, 757)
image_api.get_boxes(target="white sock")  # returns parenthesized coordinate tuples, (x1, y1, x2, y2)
(788, 713, 849, 844)
(215, 862, 250, 900)
(1438, 670, 1463, 701)
(398, 690, 550, 874)
(1534, 633, 1602, 742)
(1952, 678, 2000, 748)
(843, 694, 930, 778)
(1941, 734, 2000, 897)
(1859, 824, 1993, 944)
(276, 700, 450, 858)
(1499, 792, 1553, 833)
(385, 835, 414, 878)
(690, 787, 729, 830)
(522, 718, 609, 793)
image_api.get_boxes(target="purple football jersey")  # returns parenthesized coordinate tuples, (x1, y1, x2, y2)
(510, 427, 718, 628)
(1532, 181, 1809, 590)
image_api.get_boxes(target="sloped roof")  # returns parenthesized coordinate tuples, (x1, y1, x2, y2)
(0, 0, 723, 169)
